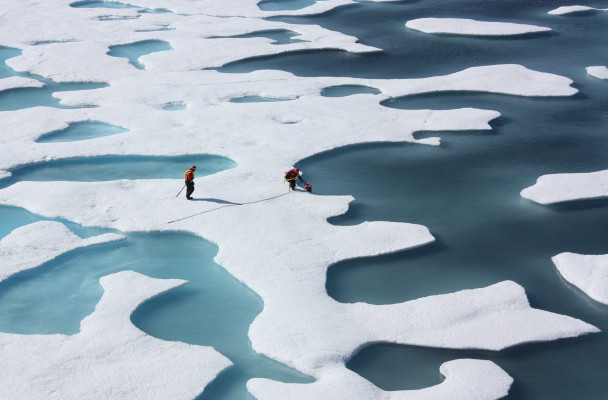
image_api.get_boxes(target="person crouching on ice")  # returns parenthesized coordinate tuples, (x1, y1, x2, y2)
(185, 165, 196, 200)
(284, 168, 307, 191)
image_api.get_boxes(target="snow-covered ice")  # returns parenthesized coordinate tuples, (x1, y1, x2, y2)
(548, 5, 608, 15)
(520, 170, 608, 204)
(0, 76, 44, 92)
(249, 359, 513, 400)
(405, 18, 551, 36)
(552, 253, 608, 305)
(587, 66, 608, 79)
(0, 64, 576, 177)
(0, 221, 123, 282)
(0, 0, 602, 398)
(523, 169, 608, 306)
(0, 270, 232, 399)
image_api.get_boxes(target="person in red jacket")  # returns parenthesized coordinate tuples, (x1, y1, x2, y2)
(284, 168, 308, 191)
(185, 165, 196, 200)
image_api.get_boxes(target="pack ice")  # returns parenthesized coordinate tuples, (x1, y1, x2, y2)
(0, 0, 600, 399)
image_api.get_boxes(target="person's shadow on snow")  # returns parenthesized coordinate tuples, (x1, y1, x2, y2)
(190, 198, 242, 205)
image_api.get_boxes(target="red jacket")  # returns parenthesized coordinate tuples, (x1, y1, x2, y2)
(284, 168, 299, 181)
(185, 169, 195, 182)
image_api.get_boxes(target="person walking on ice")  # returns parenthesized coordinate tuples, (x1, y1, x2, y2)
(284, 168, 311, 192)
(185, 165, 196, 200)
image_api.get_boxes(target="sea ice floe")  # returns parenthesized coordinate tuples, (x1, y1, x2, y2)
(520, 169, 608, 204)
(0, 221, 123, 282)
(586, 66, 608, 80)
(552, 253, 608, 305)
(0, 2, 378, 76)
(249, 359, 513, 400)
(0, 64, 576, 176)
(405, 18, 551, 36)
(0, 270, 232, 399)
(249, 279, 598, 376)
(0, 76, 44, 92)
(548, 5, 608, 15)
(0, 182, 598, 376)
(0, 1, 599, 398)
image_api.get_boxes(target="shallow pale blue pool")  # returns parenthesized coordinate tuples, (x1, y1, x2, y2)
(0, 154, 236, 189)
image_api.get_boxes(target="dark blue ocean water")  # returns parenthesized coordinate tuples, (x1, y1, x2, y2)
(1, 0, 608, 399)
(288, 1, 608, 398)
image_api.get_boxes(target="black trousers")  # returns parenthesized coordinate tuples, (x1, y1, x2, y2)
(186, 181, 195, 198)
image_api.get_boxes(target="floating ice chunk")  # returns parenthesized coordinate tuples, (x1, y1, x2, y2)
(249, 359, 513, 400)
(553, 253, 608, 305)
(520, 169, 608, 204)
(405, 18, 551, 36)
(366, 65, 578, 98)
(0, 221, 123, 282)
(586, 66, 608, 79)
(0, 76, 44, 92)
(0, 270, 232, 399)
(548, 5, 607, 15)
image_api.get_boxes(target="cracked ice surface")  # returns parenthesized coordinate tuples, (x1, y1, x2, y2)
(520, 170, 608, 204)
(405, 18, 551, 36)
(552, 253, 608, 306)
(0, 0, 600, 398)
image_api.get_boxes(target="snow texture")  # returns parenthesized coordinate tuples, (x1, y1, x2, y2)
(405, 18, 551, 36)
(249, 359, 513, 400)
(0, 0, 599, 399)
(587, 66, 608, 79)
(520, 170, 608, 204)
(553, 253, 608, 305)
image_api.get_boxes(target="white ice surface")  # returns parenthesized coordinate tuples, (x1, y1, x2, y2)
(520, 169, 608, 204)
(553, 253, 608, 305)
(0, 221, 123, 282)
(0, 0, 598, 399)
(587, 66, 608, 79)
(405, 18, 551, 36)
(0, 181, 599, 375)
(0, 270, 232, 399)
(249, 359, 513, 400)
(548, 5, 608, 15)
(0, 76, 44, 92)
(0, 64, 576, 174)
